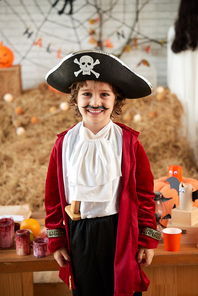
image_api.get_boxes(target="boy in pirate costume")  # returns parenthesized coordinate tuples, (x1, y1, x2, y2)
(45, 50, 161, 296)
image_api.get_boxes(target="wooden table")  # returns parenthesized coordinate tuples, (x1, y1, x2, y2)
(1, 212, 198, 296)
(142, 244, 198, 296)
(0, 212, 69, 296)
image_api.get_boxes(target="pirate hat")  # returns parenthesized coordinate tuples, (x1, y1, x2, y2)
(45, 50, 153, 99)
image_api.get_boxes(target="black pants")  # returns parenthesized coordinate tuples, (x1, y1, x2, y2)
(69, 214, 142, 296)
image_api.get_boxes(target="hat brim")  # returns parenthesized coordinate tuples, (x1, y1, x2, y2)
(45, 50, 153, 99)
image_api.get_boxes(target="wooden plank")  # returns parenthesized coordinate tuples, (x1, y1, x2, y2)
(154, 284, 178, 296)
(142, 266, 178, 296)
(22, 272, 34, 296)
(34, 283, 72, 296)
(1, 244, 198, 274)
(150, 244, 198, 266)
(177, 265, 198, 295)
(0, 250, 59, 273)
(143, 265, 198, 296)
(0, 273, 23, 296)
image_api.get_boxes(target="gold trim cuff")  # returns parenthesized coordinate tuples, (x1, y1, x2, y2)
(47, 229, 66, 238)
(141, 227, 161, 241)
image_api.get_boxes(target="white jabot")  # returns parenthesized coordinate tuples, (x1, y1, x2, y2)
(62, 120, 123, 218)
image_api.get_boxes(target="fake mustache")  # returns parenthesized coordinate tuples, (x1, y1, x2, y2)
(82, 105, 109, 110)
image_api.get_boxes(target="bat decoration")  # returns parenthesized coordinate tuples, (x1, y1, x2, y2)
(192, 189, 198, 202)
(154, 191, 172, 202)
(52, 0, 74, 15)
(161, 195, 172, 202)
(162, 204, 176, 220)
(165, 176, 180, 194)
(162, 214, 171, 220)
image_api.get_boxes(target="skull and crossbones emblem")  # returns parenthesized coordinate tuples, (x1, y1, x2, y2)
(74, 55, 100, 78)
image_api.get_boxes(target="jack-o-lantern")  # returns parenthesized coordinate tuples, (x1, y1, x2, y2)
(154, 174, 198, 227)
(0, 42, 14, 68)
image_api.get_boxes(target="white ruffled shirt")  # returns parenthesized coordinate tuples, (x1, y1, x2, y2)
(62, 120, 123, 219)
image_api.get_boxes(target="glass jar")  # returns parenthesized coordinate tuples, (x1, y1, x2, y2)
(154, 191, 164, 239)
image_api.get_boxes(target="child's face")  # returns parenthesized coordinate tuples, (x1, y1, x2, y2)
(77, 80, 115, 132)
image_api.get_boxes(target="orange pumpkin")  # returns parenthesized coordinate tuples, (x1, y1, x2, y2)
(154, 175, 198, 227)
(0, 42, 14, 68)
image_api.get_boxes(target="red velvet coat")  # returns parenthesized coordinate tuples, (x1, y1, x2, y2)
(45, 122, 158, 295)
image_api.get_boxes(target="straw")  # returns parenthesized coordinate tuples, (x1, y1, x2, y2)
(0, 83, 197, 211)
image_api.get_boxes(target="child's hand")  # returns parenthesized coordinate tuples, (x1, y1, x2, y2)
(54, 247, 71, 267)
(137, 247, 154, 267)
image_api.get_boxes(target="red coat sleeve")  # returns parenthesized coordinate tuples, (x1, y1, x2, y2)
(135, 140, 158, 249)
(45, 145, 67, 253)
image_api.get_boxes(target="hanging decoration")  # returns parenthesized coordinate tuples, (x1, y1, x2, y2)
(0, 0, 167, 84)
(104, 38, 114, 49)
(1, 0, 168, 125)
(52, 0, 74, 15)
(137, 59, 150, 67)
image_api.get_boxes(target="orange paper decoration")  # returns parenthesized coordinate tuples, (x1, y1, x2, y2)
(104, 38, 114, 49)
(57, 48, 63, 59)
(89, 37, 97, 45)
(137, 59, 150, 67)
(0, 42, 14, 68)
(167, 165, 182, 182)
(34, 38, 42, 48)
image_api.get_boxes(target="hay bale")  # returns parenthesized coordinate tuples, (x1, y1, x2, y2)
(0, 83, 197, 211)
(118, 88, 198, 178)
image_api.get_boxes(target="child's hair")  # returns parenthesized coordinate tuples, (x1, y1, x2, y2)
(68, 81, 126, 118)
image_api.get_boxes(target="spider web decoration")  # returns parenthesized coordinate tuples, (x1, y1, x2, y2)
(0, 0, 166, 89)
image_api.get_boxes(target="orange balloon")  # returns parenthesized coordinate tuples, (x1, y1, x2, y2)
(20, 218, 40, 238)
(0, 42, 14, 68)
